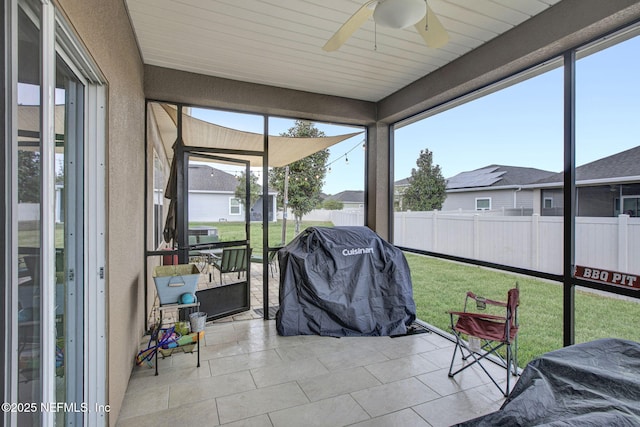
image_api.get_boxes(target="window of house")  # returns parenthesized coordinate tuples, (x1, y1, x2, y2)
(544, 197, 553, 209)
(476, 198, 491, 210)
(615, 196, 640, 217)
(229, 197, 241, 215)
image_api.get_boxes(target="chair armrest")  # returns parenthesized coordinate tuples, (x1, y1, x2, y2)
(466, 292, 507, 308)
(448, 311, 506, 322)
(211, 256, 222, 269)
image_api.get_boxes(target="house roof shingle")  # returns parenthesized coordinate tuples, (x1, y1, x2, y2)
(396, 165, 556, 191)
(189, 164, 239, 192)
(535, 145, 640, 185)
(480, 165, 557, 187)
(325, 190, 364, 203)
(188, 164, 277, 193)
(395, 146, 640, 191)
(444, 165, 556, 190)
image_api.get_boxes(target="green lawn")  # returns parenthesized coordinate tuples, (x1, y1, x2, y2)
(189, 220, 333, 252)
(406, 253, 640, 367)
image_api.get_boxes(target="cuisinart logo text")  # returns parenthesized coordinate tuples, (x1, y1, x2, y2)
(342, 247, 374, 256)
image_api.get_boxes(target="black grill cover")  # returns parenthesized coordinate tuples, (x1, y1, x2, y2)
(456, 338, 640, 426)
(276, 226, 416, 336)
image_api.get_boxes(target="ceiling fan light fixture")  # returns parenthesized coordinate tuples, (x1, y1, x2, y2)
(373, 0, 426, 29)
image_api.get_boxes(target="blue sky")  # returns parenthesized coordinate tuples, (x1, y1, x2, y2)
(191, 32, 638, 194)
(395, 33, 639, 182)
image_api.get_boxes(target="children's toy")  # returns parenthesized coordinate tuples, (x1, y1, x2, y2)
(135, 326, 179, 367)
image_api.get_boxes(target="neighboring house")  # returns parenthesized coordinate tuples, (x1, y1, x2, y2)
(395, 165, 556, 214)
(533, 145, 640, 217)
(324, 190, 365, 210)
(442, 165, 557, 213)
(394, 178, 410, 211)
(188, 164, 278, 222)
(395, 146, 640, 217)
(396, 165, 554, 214)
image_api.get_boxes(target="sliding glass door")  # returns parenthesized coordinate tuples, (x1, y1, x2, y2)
(8, 0, 107, 424)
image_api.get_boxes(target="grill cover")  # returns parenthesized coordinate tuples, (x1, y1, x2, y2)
(276, 226, 416, 336)
(456, 338, 640, 426)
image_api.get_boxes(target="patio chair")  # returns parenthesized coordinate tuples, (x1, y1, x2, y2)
(250, 245, 282, 277)
(198, 234, 220, 249)
(447, 284, 520, 397)
(188, 235, 205, 270)
(211, 247, 251, 284)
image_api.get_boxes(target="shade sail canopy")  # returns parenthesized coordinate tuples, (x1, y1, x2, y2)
(150, 103, 363, 167)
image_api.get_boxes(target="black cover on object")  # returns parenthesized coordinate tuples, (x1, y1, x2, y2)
(276, 226, 416, 337)
(456, 338, 640, 426)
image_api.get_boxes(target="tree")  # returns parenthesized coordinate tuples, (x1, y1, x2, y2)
(269, 120, 329, 233)
(18, 150, 41, 203)
(403, 148, 446, 211)
(323, 199, 344, 210)
(234, 171, 261, 218)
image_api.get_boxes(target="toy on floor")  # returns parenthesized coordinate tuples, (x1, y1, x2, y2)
(135, 325, 179, 367)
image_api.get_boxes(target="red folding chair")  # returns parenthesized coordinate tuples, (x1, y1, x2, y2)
(448, 284, 520, 396)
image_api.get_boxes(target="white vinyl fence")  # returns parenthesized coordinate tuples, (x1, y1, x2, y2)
(281, 208, 365, 226)
(394, 211, 640, 276)
(287, 208, 639, 276)
(330, 209, 365, 226)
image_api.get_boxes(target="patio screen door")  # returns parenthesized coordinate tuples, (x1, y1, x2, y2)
(187, 153, 252, 320)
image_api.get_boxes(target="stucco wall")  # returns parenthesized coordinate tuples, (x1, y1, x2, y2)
(144, 65, 376, 127)
(55, 1, 145, 424)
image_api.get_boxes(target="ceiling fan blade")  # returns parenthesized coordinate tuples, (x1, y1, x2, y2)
(323, 2, 375, 52)
(414, 4, 449, 49)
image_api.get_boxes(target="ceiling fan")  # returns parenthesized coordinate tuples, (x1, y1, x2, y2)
(323, 0, 448, 52)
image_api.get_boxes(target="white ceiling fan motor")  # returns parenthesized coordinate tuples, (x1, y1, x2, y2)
(373, 0, 427, 29)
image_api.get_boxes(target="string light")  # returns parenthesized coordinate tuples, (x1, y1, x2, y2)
(326, 139, 364, 170)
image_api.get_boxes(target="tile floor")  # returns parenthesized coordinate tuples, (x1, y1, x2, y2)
(118, 320, 513, 426)
(121, 263, 511, 426)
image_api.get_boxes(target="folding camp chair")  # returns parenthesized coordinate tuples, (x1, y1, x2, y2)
(448, 284, 520, 397)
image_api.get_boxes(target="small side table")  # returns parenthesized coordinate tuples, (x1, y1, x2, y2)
(155, 302, 201, 376)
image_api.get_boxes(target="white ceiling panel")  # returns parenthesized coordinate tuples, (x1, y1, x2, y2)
(125, 0, 562, 102)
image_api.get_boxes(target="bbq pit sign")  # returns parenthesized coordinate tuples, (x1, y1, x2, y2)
(574, 265, 639, 290)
